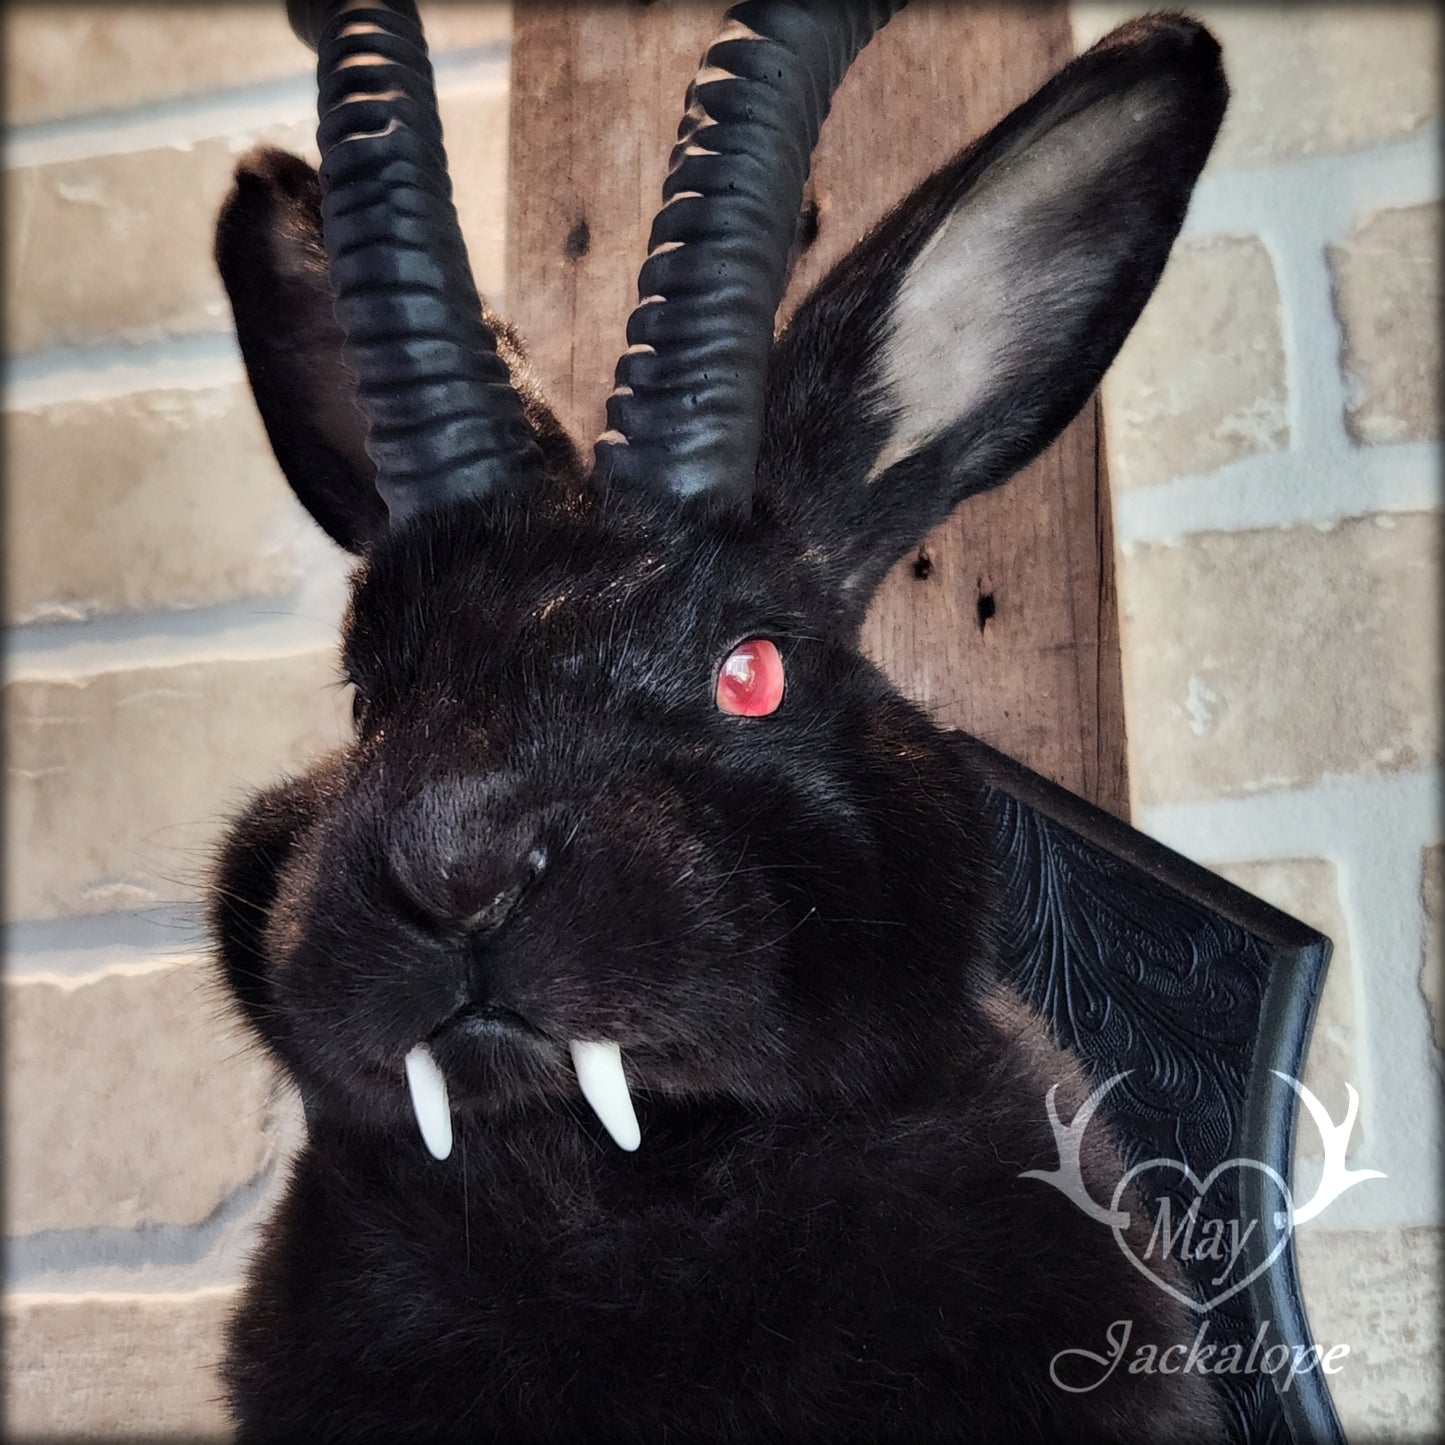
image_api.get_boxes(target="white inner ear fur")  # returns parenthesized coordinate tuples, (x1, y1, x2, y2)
(865, 81, 1170, 481)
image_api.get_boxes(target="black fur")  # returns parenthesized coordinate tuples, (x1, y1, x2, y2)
(211, 14, 1229, 1441)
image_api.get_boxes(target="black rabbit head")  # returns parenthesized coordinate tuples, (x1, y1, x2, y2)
(211, 3, 1225, 1158)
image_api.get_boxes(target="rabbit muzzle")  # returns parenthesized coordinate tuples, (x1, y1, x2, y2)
(252, 743, 795, 1158)
(404, 1001, 640, 1159)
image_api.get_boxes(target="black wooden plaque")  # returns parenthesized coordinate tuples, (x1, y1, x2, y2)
(964, 736, 1344, 1445)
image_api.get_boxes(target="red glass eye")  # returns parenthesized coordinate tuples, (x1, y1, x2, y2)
(716, 639, 785, 717)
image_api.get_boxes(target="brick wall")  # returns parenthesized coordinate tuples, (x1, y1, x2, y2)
(4, 4, 1440, 1439)
(1073, 4, 1442, 1439)
(3, 4, 511, 1436)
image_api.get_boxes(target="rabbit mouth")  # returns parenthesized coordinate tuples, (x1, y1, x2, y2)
(427, 1001, 542, 1047)
(404, 1016, 641, 1161)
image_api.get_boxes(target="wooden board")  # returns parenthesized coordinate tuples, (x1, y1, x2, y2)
(504, 0, 1129, 819)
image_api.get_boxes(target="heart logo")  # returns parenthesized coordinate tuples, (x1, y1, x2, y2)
(1109, 1157, 1294, 1313)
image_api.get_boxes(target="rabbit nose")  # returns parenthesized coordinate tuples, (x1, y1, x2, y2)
(418, 844, 544, 936)
(455, 848, 545, 934)
(384, 808, 547, 935)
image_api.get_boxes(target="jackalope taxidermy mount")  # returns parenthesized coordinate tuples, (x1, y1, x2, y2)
(211, 0, 1233, 1437)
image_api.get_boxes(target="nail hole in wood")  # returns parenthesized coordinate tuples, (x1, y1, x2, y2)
(912, 550, 934, 581)
(564, 218, 591, 260)
(976, 588, 996, 631)
(797, 195, 821, 252)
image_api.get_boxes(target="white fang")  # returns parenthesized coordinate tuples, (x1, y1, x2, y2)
(570, 1040, 641, 1152)
(404, 1043, 454, 1161)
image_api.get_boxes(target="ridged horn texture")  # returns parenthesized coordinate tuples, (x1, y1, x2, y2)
(595, 0, 908, 512)
(291, 0, 541, 524)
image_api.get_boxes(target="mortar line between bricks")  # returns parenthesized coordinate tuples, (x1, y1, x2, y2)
(4, 601, 344, 679)
(4, 43, 510, 169)
(1113, 442, 1441, 547)
(3, 905, 209, 980)
(4, 332, 246, 409)
(3, 1158, 280, 1293)
(1182, 127, 1443, 243)
(1312, 798, 1442, 1231)
(1136, 768, 1440, 870)
(1258, 212, 1354, 460)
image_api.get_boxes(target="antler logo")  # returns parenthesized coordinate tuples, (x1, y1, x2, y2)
(1021, 1071, 1385, 1311)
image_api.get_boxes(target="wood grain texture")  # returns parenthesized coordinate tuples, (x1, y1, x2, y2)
(505, 0, 1129, 818)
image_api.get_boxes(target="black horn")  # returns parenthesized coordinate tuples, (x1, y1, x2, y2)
(595, 0, 907, 512)
(289, 0, 541, 524)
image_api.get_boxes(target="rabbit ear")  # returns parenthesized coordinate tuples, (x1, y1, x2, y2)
(216, 147, 386, 553)
(759, 15, 1227, 620)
